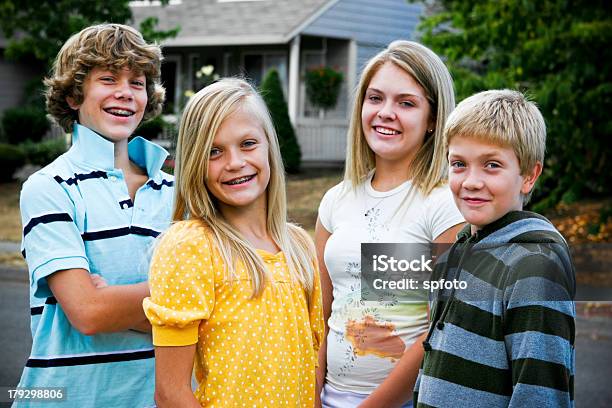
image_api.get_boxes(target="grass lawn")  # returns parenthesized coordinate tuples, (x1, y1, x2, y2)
(286, 169, 343, 234)
(0, 182, 22, 242)
(0, 182, 25, 267)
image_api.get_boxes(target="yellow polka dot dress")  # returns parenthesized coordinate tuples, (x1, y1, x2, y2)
(144, 220, 324, 407)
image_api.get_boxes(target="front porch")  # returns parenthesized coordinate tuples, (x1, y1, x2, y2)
(157, 114, 348, 165)
(158, 35, 353, 163)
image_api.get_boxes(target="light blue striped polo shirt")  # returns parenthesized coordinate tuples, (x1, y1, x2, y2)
(16, 124, 174, 407)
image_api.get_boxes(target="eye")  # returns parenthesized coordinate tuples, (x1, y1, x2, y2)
(485, 161, 501, 169)
(100, 76, 115, 83)
(399, 100, 415, 108)
(242, 139, 257, 148)
(450, 160, 465, 168)
(367, 94, 382, 103)
(210, 147, 222, 157)
(131, 79, 145, 88)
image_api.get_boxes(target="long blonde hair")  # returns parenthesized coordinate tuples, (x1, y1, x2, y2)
(345, 40, 455, 196)
(173, 78, 315, 298)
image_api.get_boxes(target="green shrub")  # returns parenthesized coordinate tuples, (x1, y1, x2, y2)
(20, 138, 67, 166)
(2, 106, 50, 144)
(23, 77, 46, 109)
(135, 115, 166, 140)
(259, 69, 301, 173)
(305, 66, 343, 109)
(413, 0, 611, 210)
(0, 143, 26, 182)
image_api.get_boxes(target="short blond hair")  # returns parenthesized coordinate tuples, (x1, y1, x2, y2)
(173, 78, 315, 298)
(345, 40, 455, 195)
(445, 89, 546, 175)
(45, 23, 165, 132)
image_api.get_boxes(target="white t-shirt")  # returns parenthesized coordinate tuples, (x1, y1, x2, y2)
(318, 175, 463, 394)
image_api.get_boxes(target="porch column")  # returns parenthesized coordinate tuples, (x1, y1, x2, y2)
(288, 34, 300, 125)
(347, 40, 358, 101)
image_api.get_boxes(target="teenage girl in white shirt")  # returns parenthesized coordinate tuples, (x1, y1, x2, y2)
(316, 40, 464, 408)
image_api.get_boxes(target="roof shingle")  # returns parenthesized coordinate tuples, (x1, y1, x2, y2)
(131, 0, 333, 46)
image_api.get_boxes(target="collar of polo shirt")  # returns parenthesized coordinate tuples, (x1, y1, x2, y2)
(71, 123, 169, 176)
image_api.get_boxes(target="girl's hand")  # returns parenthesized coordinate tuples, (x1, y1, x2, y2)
(90, 274, 108, 288)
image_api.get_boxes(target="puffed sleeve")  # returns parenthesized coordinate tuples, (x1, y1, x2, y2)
(20, 173, 89, 299)
(143, 222, 216, 346)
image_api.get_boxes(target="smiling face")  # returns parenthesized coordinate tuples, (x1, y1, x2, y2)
(205, 106, 271, 215)
(361, 62, 433, 168)
(448, 135, 541, 233)
(67, 66, 147, 142)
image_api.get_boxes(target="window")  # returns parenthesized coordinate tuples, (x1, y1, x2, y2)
(187, 54, 199, 92)
(301, 51, 324, 118)
(241, 52, 287, 95)
(161, 56, 181, 114)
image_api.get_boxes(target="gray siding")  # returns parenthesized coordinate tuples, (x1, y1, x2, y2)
(303, 0, 423, 83)
(302, 0, 423, 45)
(357, 44, 386, 74)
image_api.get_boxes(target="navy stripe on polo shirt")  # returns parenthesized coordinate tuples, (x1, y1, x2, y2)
(29, 297, 57, 316)
(53, 170, 108, 185)
(17, 124, 174, 407)
(81, 225, 161, 241)
(147, 178, 174, 190)
(23, 213, 73, 237)
(26, 349, 155, 367)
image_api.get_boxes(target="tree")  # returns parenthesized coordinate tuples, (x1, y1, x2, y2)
(411, 0, 611, 210)
(0, 0, 179, 69)
(0, 0, 179, 141)
(259, 69, 302, 173)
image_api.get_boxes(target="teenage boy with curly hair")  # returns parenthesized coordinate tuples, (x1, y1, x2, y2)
(16, 23, 173, 407)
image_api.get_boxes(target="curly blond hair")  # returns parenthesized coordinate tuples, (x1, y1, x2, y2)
(45, 23, 165, 132)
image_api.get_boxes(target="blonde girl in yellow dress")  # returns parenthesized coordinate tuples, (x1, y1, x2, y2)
(143, 78, 324, 407)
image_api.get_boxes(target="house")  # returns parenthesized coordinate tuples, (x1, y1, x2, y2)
(131, 0, 423, 163)
(0, 37, 43, 114)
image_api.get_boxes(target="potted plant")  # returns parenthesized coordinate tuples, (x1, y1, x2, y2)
(304, 66, 344, 110)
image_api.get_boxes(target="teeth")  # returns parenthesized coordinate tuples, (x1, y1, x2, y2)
(105, 108, 134, 117)
(375, 126, 399, 135)
(226, 175, 253, 185)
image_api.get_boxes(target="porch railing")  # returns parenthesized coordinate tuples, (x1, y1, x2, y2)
(295, 117, 347, 162)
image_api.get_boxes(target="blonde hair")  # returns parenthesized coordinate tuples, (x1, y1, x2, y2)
(45, 23, 165, 132)
(173, 78, 315, 298)
(445, 89, 546, 202)
(345, 40, 455, 195)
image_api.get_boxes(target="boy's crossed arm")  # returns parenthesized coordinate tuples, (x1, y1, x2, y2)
(48, 269, 151, 335)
